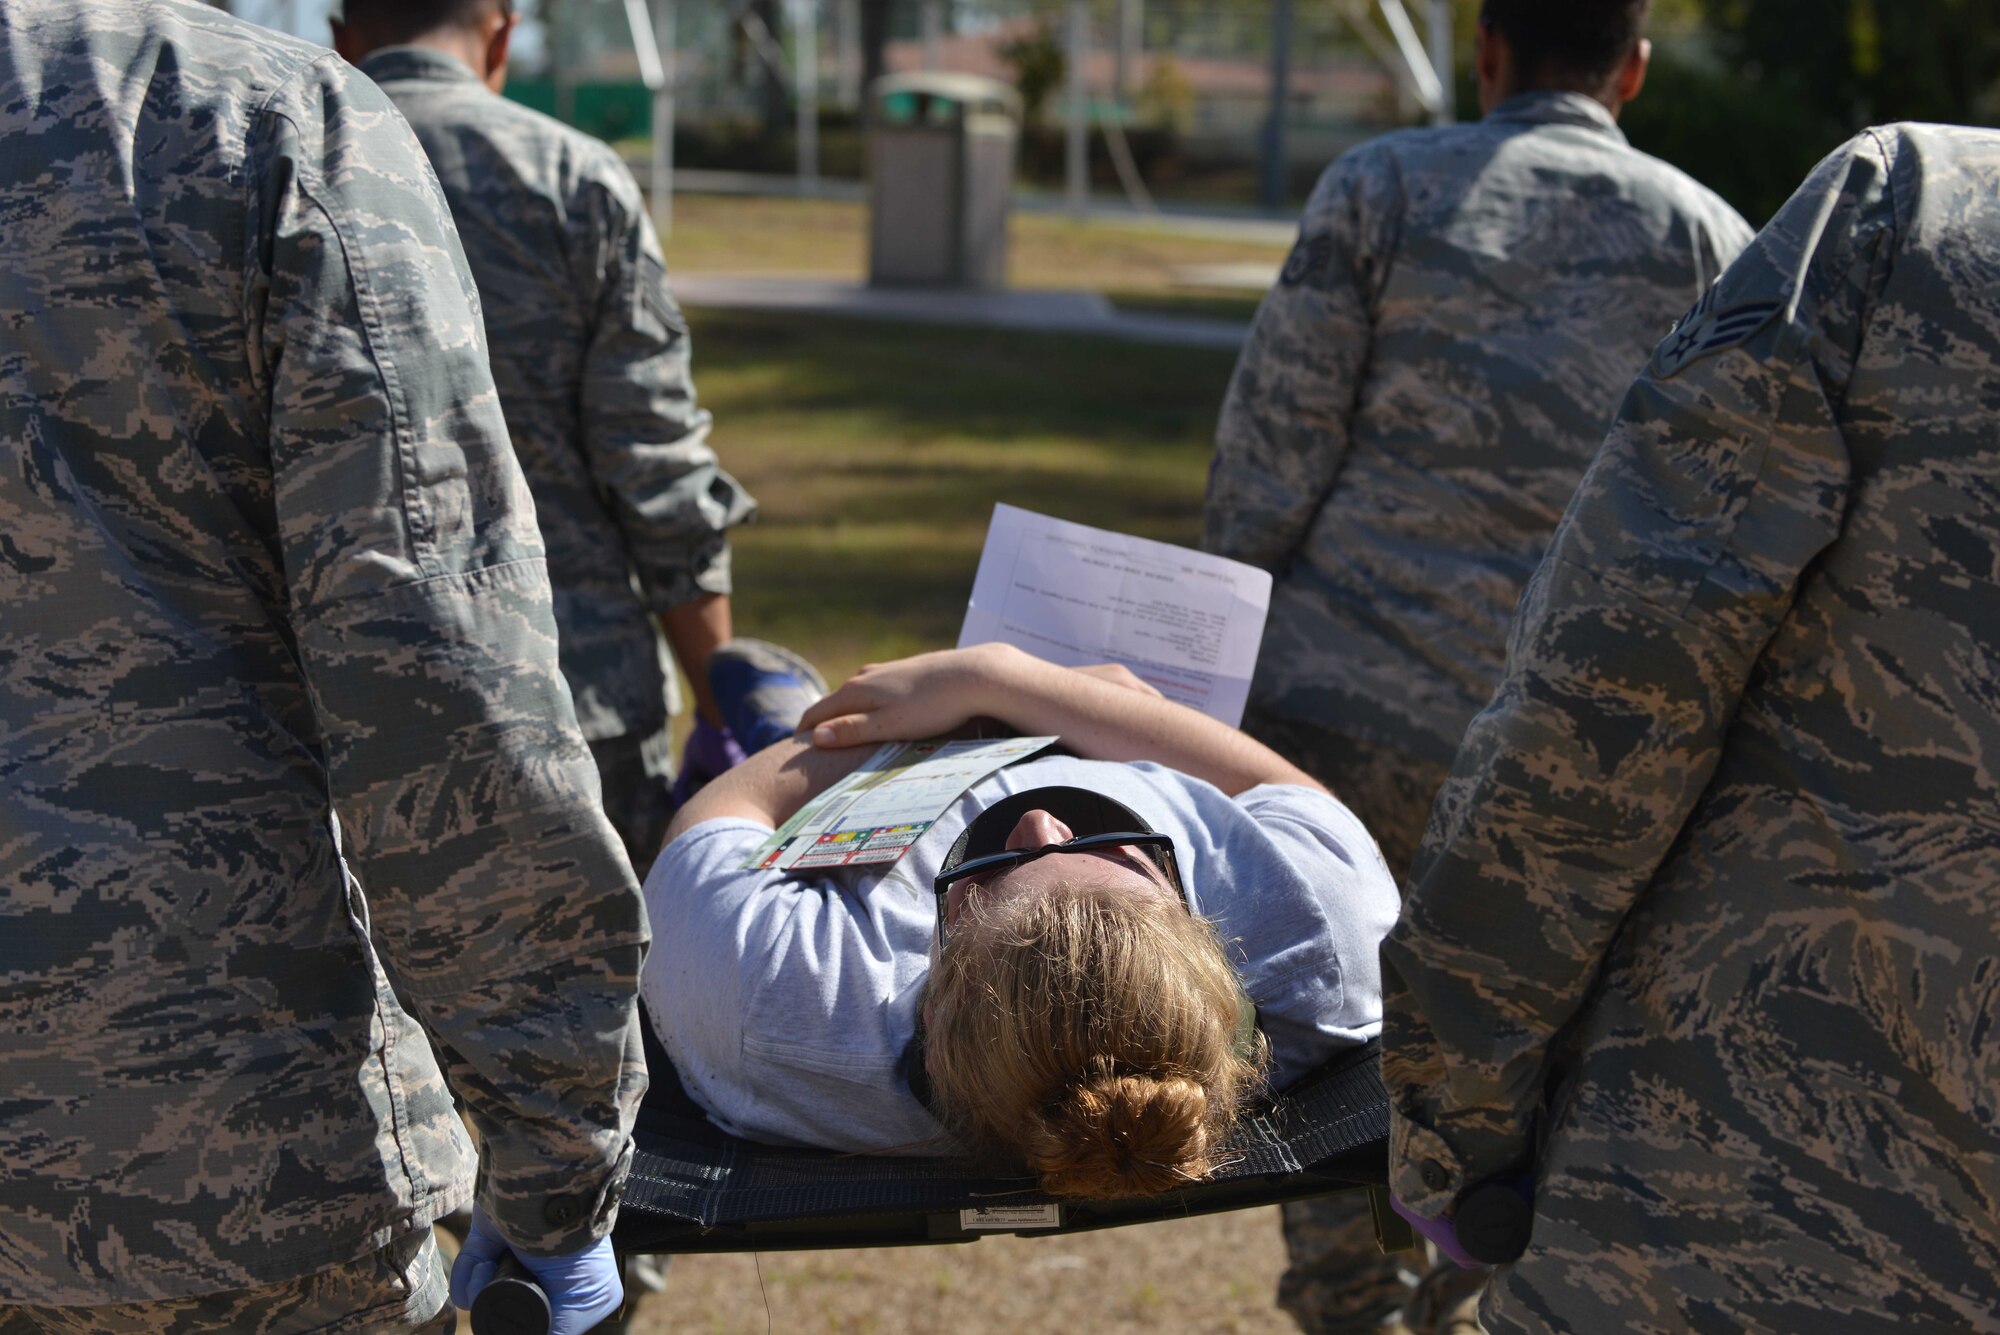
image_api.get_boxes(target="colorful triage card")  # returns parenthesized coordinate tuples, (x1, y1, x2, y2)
(741, 735, 1059, 871)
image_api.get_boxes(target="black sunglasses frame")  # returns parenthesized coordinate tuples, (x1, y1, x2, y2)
(931, 831, 1185, 946)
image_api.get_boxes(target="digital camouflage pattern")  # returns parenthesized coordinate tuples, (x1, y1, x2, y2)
(0, 0, 647, 1306)
(1385, 124, 2000, 1332)
(1204, 90, 1750, 1334)
(0, 1231, 452, 1334)
(1204, 91, 1753, 788)
(360, 45, 756, 747)
(1273, 1194, 1415, 1334)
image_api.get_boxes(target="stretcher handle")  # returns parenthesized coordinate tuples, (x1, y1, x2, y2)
(468, 1253, 552, 1335)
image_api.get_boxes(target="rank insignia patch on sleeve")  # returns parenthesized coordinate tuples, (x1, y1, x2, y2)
(1280, 233, 1334, 287)
(1652, 286, 1784, 377)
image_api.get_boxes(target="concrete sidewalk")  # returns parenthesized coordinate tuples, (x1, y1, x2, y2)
(672, 274, 1251, 349)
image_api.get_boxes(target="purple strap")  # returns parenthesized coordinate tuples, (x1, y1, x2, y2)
(1390, 1193, 1484, 1269)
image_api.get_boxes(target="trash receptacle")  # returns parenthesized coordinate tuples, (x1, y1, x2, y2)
(867, 73, 1021, 289)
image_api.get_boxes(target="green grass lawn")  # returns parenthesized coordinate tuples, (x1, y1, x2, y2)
(684, 309, 1243, 687)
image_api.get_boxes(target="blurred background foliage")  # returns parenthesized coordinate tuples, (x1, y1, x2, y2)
(230, 0, 2000, 225)
(1624, 0, 2000, 222)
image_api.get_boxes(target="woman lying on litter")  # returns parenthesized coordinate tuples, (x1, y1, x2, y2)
(641, 642, 1400, 1198)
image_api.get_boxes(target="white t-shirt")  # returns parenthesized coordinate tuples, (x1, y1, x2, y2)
(640, 755, 1401, 1153)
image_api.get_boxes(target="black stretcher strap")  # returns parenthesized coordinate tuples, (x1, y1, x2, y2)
(617, 1022, 1389, 1254)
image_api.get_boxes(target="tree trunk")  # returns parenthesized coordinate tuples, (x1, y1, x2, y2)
(754, 0, 788, 132)
(860, 0, 892, 92)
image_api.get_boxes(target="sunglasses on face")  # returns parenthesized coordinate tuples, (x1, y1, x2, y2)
(931, 831, 1185, 946)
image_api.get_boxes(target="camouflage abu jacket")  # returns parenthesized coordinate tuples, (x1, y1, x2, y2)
(0, 0, 647, 1305)
(1385, 124, 2000, 1332)
(1204, 90, 1752, 769)
(361, 46, 756, 743)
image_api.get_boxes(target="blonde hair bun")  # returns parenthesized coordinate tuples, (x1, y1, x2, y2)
(925, 878, 1268, 1200)
(1027, 1070, 1215, 1198)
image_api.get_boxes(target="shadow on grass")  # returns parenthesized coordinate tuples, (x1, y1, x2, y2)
(758, 460, 1210, 538)
(690, 310, 1241, 451)
(732, 540, 978, 667)
(1106, 289, 1266, 324)
(689, 311, 1237, 674)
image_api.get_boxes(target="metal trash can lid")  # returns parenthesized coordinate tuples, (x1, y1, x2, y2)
(871, 72, 1022, 126)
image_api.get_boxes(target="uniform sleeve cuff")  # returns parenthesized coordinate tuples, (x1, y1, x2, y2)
(489, 1138, 636, 1257)
(1388, 1107, 1469, 1217)
(639, 540, 732, 610)
(1388, 1099, 1533, 1217)
(692, 544, 732, 596)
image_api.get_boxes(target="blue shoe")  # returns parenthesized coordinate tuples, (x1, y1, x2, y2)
(709, 639, 829, 756)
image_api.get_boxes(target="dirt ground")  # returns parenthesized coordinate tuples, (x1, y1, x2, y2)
(448, 1205, 1301, 1334)
(623, 1208, 1299, 1335)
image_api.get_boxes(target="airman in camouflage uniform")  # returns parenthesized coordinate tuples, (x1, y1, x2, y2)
(0, 1, 648, 1329)
(334, 0, 758, 874)
(1202, 4, 1751, 1329)
(1385, 122, 2000, 1333)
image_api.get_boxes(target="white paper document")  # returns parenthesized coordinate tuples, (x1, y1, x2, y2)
(957, 504, 1271, 728)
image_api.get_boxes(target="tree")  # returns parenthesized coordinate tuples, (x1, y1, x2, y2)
(1620, 0, 2000, 224)
(1139, 52, 1195, 134)
(997, 16, 1065, 128)
(753, 0, 788, 131)
(861, 0, 894, 92)
(1703, 0, 2000, 129)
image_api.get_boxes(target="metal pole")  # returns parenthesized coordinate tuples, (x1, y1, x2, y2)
(1115, 0, 1140, 101)
(836, 0, 861, 107)
(651, 0, 678, 238)
(625, 0, 668, 87)
(921, 0, 943, 69)
(1260, 0, 1293, 212)
(794, 0, 819, 192)
(1376, 0, 1446, 117)
(1065, 0, 1089, 217)
(552, 0, 577, 125)
(1427, 0, 1454, 124)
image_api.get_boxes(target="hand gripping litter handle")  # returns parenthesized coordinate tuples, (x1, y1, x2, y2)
(469, 1253, 552, 1335)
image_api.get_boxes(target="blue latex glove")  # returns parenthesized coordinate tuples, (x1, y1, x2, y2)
(670, 717, 747, 809)
(450, 1206, 622, 1335)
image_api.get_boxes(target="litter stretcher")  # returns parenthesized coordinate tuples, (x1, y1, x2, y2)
(469, 1020, 1405, 1334)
